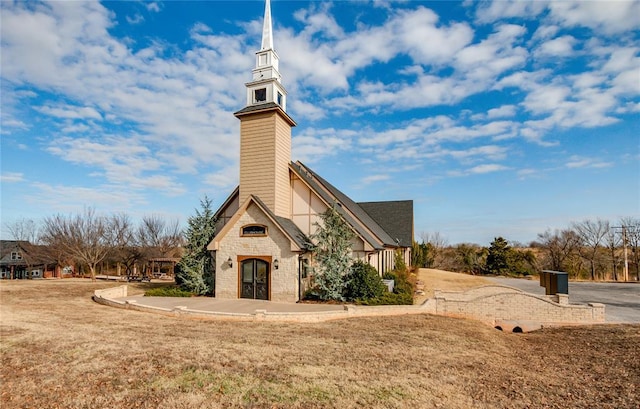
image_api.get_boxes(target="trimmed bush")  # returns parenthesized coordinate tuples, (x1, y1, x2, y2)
(344, 261, 386, 301)
(145, 286, 194, 297)
(356, 291, 413, 305)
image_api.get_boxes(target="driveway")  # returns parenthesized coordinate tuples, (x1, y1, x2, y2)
(488, 277, 640, 324)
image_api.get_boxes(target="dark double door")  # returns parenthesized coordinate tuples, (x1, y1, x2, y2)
(240, 258, 269, 300)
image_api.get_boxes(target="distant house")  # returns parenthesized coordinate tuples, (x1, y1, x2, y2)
(206, 0, 413, 302)
(0, 240, 65, 279)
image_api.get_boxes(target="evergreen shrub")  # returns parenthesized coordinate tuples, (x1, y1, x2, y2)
(145, 286, 194, 297)
(344, 261, 386, 301)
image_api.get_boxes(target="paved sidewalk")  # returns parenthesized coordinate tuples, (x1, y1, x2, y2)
(119, 295, 347, 314)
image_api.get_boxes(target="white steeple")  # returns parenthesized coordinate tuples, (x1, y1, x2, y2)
(261, 0, 273, 51)
(245, 0, 287, 111)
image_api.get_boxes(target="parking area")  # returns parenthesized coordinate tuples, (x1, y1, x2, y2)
(488, 277, 640, 324)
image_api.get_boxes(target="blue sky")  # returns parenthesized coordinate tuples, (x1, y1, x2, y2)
(1, 0, 639, 245)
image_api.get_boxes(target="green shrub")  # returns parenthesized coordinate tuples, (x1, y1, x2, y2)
(356, 291, 413, 305)
(145, 286, 194, 297)
(344, 261, 386, 301)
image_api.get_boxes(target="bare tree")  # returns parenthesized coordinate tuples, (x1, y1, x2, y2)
(419, 231, 449, 268)
(5, 218, 40, 243)
(537, 228, 581, 272)
(605, 228, 622, 281)
(137, 215, 183, 272)
(105, 213, 141, 276)
(572, 219, 610, 280)
(41, 208, 111, 281)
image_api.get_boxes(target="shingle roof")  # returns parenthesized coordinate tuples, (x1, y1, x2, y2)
(250, 196, 310, 250)
(0, 240, 55, 266)
(234, 102, 297, 126)
(291, 161, 412, 249)
(358, 201, 414, 247)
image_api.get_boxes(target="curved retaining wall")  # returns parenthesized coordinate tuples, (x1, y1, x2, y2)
(93, 285, 432, 323)
(93, 285, 604, 328)
(434, 285, 605, 326)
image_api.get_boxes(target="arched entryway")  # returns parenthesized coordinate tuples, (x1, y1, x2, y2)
(240, 258, 270, 300)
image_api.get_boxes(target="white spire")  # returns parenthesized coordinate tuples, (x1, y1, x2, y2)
(245, 0, 287, 111)
(261, 0, 273, 51)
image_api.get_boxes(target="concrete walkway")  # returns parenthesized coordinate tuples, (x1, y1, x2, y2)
(93, 285, 434, 323)
(119, 295, 347, 314)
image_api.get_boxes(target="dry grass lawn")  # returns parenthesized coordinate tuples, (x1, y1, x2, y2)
(1, 279, 638, 408)
(414, 268, 493, 304)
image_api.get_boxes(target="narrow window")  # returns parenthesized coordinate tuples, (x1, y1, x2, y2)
(277, 91, 283, 105)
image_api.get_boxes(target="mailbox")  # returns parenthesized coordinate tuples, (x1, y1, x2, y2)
(540, 270, 569, 295)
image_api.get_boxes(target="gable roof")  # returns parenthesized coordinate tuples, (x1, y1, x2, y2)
(291, 161, 412, 249)
(208, 195, 309, 252)
(358, 201, 414, 247)
(0, 240, 55, 266)
(210, 163, 413, 252)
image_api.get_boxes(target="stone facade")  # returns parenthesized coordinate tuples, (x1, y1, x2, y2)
(215, 202, 299, 302)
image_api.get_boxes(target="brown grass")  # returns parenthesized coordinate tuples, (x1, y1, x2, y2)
(414, 268, 493, 304)
(1, 279, 638, 408)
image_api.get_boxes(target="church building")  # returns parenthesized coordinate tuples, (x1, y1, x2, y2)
(207, 0, 413, 302)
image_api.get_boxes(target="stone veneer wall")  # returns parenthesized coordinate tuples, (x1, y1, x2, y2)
(216, 202, 299, 302)
(434, 285, 605, 325)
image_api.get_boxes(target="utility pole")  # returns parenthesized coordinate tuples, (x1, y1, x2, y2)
(612, 225, 630, 282)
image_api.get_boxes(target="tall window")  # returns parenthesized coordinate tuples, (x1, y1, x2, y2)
(277, 91, 283, 106)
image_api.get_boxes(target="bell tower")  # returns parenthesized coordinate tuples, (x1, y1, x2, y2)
(235, 0, 296, 217)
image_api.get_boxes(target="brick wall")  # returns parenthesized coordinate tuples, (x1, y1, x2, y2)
(434, 285, 605, 325)
(216, 202, 299, 302)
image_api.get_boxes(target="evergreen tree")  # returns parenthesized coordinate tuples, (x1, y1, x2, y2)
(176, 196, 217, 295)
(485, 237, 511, 275)
(310, 204, 355, 301)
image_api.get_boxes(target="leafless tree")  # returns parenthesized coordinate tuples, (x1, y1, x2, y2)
(41, 208, 111, 281)
(605, 228, 622, 281)
(138, 215, 183, 259)
(537, 228, 581, 272)
(419, 231, 449, 268)
(572, 219, 610, 280)
(5, 218, 41, 243)
(105, 213, 141, 276)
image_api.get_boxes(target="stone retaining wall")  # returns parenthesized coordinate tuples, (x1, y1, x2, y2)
(93, 284, 604, 328)
(94, 285, 128, 299)
(434, 285, 605, 326)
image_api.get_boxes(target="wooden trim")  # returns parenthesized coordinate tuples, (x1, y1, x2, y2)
(236, 256, 272, 300)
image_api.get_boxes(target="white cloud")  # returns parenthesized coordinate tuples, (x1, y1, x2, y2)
(29, 182, 148, 214)
(0, 172, 25, 183)
(146, 2, 161, 13)
(534, 35, 577, 58)
(487, 105, 517, 119)
(474, 0, 548, 23)
(126, 13, 144, 25)
(362, 174, 391, 184)
(566, 155, 613, 169)
(468, 163, 509, 174)
(292, 128, 355, 163)
(548, 1, 640, 35)
(36, 104, 103, 120)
